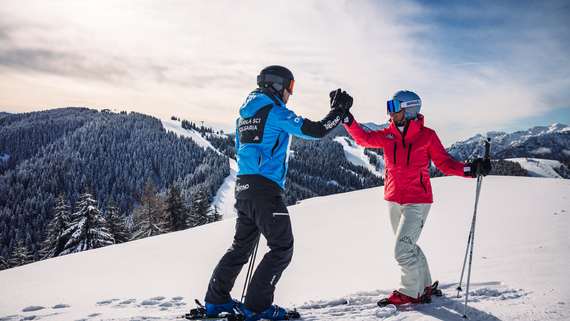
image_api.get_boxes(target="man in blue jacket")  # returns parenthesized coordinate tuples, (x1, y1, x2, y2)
(204, 65, 353, 321)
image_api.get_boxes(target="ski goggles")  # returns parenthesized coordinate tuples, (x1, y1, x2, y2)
(287, 79, 295, 94)
(257, 74, 295, 94)
(386, 99, 421, 114)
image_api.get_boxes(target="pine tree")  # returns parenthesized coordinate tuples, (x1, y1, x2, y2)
(132, 181, 168, 240)
(105, 199, 130, 244)
(211, 205, 222, 222)
(187, 189, 212, 228)
(166, 185, 188, 231)
(61, 192, 115, 255)
(41, 194, 72, 259)
(8, 240, 32, 267)
(0, 255, 10, 270)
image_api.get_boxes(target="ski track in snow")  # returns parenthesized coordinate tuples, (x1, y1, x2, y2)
(1, 283, 552, 321)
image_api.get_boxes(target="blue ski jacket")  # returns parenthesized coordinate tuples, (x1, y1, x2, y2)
(235, 89, 343, 190)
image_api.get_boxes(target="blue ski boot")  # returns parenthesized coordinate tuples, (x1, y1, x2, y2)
(238, 303, 298, 321)
(204, 300, 239, 317)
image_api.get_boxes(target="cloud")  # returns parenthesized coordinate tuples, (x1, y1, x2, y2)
(0, 0, 568, 143)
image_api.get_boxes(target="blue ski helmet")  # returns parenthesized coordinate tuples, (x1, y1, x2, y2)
(387, 90, 421, 120)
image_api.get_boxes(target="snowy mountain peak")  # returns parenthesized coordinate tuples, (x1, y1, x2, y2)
(548, 122, 570, 133)
(448, 123, 570, 161)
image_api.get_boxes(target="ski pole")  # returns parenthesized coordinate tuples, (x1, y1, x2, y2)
(240, 235, 260, 303)
(457, 139, 488, 297)
(462, 176, 482, 318)
(456, 207, 476, 298)
(461, 137, 491, 318)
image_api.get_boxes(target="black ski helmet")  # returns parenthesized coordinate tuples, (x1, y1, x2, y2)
(257, 65, 295, 99)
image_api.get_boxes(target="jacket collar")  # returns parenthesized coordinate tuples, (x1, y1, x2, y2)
(388, 114, 425, 142)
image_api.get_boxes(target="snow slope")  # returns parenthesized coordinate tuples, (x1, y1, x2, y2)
(161, 119, 237, 218)
(506, 158, 566, 178)
(1, 177, 569, 320)
(211, 158, 238, 219)
(161, 119, 218, 152)
(333, 136, 384, 178)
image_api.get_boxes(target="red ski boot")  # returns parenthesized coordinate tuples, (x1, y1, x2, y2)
(377, 291, 420, 307)
(420, 281, 443, 304)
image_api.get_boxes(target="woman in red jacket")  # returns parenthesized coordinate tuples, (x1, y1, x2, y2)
(342, 90, 490, 306)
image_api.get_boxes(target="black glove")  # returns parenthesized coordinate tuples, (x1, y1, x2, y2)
(341, 112, 354, 126)
(465, 158, 492, 177)
(329, 88, 353, 112)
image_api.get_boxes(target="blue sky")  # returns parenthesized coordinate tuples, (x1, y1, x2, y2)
(410, 0, 570, 132)
(0, 0, 568, 143)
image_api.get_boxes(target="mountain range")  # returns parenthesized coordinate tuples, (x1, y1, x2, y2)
(0, 107, 568, 270)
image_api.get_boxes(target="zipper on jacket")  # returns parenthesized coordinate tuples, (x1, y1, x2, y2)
(271, 137, 280, 156)
(420, 173, 427, 193)
(407, 143, 412, 166)
(258, 154, 262, 166)
(402, 122, 409, 148)
(393, 142, 397, 165)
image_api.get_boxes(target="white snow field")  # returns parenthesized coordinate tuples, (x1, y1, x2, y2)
(1, 176, 569, 320)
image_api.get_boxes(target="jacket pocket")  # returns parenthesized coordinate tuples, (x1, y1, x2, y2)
(419, 172, 427, 193)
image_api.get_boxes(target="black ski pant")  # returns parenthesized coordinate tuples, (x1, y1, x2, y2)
(205, 196, 294, 313)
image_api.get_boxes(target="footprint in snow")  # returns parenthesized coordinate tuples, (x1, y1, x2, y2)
(468, 287, 527, 301)
(52, 304, 70, 309)
(96, 299, 119, 306)
(140, 299, 161, 306)
(117, 299, 137, 305)
(22, 306, 45, 312)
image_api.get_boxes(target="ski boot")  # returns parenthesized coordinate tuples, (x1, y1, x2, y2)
(186, 299, 240, 320)
(420, 281, 443, 304)
(237, 303, 301, 321)
(377, 290, 420, 307)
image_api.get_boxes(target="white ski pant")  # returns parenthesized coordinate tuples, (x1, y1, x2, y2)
(388, 201, 432, 298)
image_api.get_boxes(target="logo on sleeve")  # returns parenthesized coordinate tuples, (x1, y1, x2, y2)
(386, 134, 395, 139)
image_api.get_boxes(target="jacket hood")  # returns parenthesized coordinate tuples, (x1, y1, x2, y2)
(239, 90, 283, 118)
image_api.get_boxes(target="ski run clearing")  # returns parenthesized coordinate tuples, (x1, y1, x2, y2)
(506, 158, 566, 179)
(1, 176, 568, 320)
(161, 119, 238, 219)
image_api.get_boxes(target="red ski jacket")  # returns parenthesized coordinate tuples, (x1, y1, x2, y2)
(344, 114, 469, 204)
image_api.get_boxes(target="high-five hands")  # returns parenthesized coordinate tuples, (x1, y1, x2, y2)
(329, 89, 353, 112)
(330, 88, 354, 125)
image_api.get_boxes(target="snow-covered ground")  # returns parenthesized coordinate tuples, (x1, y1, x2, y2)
(1, 176, 569, 320)
(161, 119, 237, 218)
(506, 157, 566, 178)
(333, 136, 384, 178)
